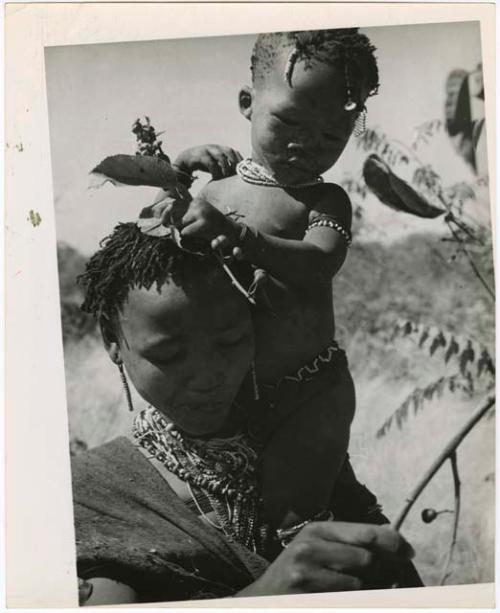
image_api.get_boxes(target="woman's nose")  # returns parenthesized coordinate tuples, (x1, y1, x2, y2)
(189, 346, 227, 386)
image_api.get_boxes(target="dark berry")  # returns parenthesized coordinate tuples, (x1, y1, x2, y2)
(421, 508, 438, 523)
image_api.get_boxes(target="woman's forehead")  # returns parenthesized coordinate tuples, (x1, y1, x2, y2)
(120, 280, 250, 337)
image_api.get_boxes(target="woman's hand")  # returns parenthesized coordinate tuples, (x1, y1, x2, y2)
(237, 522, 415, 596)
(174, 145, 243, 180)
(179, 197, 242, 252)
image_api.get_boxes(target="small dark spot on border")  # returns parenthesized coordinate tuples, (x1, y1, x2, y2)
(28, 210, 42, 227)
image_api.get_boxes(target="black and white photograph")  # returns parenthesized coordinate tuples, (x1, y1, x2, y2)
(36, 15, 494, 608)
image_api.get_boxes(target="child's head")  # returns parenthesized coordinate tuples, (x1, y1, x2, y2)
(239, 28, 379, 185)
(80, 223, 254, 436)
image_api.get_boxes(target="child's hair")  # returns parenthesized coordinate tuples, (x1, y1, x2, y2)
(251, 28, 379, 99)
(79, 222, 249, 345)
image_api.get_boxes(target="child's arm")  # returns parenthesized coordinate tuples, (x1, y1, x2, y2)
(180, 184, 352, 289)
(143, 145, 242, 225)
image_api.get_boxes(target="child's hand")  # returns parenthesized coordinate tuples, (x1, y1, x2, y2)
(179, 197, 241, 252)
(174, 145, 243, 180)
(139, 183, 192, 227)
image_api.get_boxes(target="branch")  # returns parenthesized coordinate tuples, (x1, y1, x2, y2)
(445, 218, 495, 300)
(392, 395, 495, 531)
(440, 451, 461, 585)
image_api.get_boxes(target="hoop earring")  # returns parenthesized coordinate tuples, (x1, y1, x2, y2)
(251, 362, 260, 401)
(118, 361, 134, 412)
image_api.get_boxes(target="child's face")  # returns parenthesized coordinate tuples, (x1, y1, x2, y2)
(110, 272, 254, 436)
(242, 53, 366, 184)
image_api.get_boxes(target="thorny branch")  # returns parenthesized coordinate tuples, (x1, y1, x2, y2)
(440, 451, 461, 585)
(392, 395, 495, 532)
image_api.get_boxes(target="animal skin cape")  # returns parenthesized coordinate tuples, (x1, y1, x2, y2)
(72, 438, 423, 603)
(72, 437, 268, 603)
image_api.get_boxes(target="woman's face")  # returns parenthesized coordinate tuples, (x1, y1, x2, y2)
(110, 272, 254, 436)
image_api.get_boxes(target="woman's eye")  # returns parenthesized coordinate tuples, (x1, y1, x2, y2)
(218, 331, 249, 347)
(148, 351, 182, 366)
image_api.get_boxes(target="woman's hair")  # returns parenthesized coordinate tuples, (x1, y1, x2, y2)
(251, 28, 379, 98)
(79, 222, 246, 345)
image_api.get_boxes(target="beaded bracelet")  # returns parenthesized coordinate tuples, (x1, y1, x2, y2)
(307, 216, 352, 247)
(276, 510, 334, 548)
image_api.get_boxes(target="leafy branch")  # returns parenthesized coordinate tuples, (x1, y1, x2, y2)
(376, 320, 494, 438)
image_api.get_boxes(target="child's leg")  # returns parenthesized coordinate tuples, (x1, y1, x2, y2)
(260, 360, 355, 528)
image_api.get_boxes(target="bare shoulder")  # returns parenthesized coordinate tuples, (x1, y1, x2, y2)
(309, 183, 352, 225)
(198, 175, 240, 202)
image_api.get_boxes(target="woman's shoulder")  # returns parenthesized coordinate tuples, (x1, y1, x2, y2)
(72, 437, 139, 484)
(71, 437, 162, 514)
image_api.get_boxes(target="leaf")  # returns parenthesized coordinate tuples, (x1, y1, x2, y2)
(449, 376, 457, 393)
(477, 349, 495, 378)
(403, 320, 413, 336)
(418, 327, 430, 348)
(90, 154, 178, 189)
(445, 336, 460, 363)
(459, 340, 475, 376)
(429, 331, 447, 356)
(363, 155, 445, 218)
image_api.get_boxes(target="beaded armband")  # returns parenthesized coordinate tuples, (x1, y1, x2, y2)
(307, 215, 352, 247)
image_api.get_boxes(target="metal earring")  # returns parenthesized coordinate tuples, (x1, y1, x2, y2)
(284, 47, 299, 87)
(251, 362, 260, 401)
(118, 361, 134, 412)
(354, 107, 367, 136)
(344, 89, 357, 112)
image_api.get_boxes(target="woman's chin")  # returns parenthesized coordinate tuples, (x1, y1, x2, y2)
(177, 407, 233, 438)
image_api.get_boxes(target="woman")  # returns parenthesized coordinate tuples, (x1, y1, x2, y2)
(73, 222, 420, 605)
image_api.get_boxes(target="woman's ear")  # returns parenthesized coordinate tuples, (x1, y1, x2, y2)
(107, 342, 122, 365)
(238, 86, 253, 120)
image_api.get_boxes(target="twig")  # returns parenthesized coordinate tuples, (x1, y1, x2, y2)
(392, 395, 495, 531)
(440, 451, 461, 585)
(445, 219, 495, 299)
(213, 251, 256, 306)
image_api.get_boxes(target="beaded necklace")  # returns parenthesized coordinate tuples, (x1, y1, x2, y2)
(133, 406, 263, 552)
(236, 158, 324, 189)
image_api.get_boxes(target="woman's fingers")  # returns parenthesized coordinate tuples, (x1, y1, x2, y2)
(294, 566, 363, 593)
(300, 522, 414, 561)
(289, 539, 375, 579)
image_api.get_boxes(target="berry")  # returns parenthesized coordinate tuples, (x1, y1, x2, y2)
(421, 508, 438, 523)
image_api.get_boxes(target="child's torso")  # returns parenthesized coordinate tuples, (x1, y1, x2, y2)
(201, 176, 336, 382)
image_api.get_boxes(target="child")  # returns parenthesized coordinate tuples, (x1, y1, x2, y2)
(150, 28, 379, 532)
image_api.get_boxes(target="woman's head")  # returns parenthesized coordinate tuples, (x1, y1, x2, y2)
(80, 223, 254, 436)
